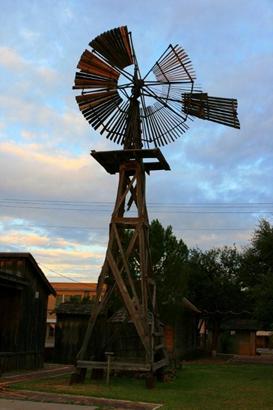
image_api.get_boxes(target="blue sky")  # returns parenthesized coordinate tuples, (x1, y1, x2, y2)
(0, 0, 273, 282)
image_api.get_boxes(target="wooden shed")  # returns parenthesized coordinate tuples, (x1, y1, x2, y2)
(55, 297, 200, 364)
(55, 302, 92, 364)
(164, 297, 201, 360)
(216, 319, 259, 356)
(0, 252, 55, 373)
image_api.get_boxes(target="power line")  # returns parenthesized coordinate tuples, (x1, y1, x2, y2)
(1, 197, 273, 206)
(0, 203, 272, 214)
(3, 222, 254, 231)
(39, 263, 83, 283)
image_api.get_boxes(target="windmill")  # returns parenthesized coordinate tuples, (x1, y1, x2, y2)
(71, 26, 239, 383)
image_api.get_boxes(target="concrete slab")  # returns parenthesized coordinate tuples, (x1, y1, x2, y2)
(0, 399, 98, 410)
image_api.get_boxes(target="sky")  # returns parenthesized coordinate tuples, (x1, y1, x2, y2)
(0, 0, 273, 282)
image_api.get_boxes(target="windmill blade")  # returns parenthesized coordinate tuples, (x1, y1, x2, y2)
(142, 44, 198, 117)
(140, 103, 189, 147)
(76, 91, 125, 140)
(76, 91, 122, 110)
(140, 86, 190, 147)
(73, 27, 135, 142)
(144, 44, 196, 84)
(137, 44, 200, 147)
(182, 93, 240, 129)
(73, 49, 119, 90)
(90, 26, 134, 70)
(77, 49, 119, 79)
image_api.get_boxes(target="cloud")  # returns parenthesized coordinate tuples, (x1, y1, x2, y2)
(0, 0, 272, 279)
(0, 141, 89, 170)
(0, 139, 116, 221)
(0, 47, 26, 71)
(36, 66, 58, 84)
(20, 28, 40, 42)
(0, 230, 49, 247)
(0, 219, 106, 281)
(0, 46, 59, 94)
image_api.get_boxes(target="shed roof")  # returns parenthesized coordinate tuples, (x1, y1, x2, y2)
(221, 319, 259, 331)
(182, 297, 201, 314)
(109, 308, 155, 324)
(56, 302, 92, 315)
(0, 252, 56, 295)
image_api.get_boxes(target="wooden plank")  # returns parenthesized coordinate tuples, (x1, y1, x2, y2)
(113, 175, 136, 214)
(112, 216, 145, 224)
(77, 360, 107, 369)
(152, 358, 169, 371)
(106, 249, 151, 355)
(91, 149, 170, 174)
(112, 224, 141, 311)
(77, 360, 151, 372)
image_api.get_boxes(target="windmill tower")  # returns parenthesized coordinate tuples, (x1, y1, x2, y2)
(71, 26, 240, 382)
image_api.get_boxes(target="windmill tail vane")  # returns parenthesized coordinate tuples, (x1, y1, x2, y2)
(70, 25, 240, 385)
(182, 93, 240, 129)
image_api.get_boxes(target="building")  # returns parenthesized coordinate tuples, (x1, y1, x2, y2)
(256, 330, 273, 352)
(0, 253, 55, 373)
(203, 318, 259, 356)
(46, 282, 97, 348)
(54, 302, 93, 364)
(164, 297, 201, 360)
(53, 297, 201, 364)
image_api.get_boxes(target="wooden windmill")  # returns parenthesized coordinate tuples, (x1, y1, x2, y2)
(71, 26, 240, 383)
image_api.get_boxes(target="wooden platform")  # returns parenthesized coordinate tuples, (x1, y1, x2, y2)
(91, 148, 170, 174)
(77, 357, 168, 372)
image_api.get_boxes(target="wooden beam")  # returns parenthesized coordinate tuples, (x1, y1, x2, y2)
(77, 360, 151, 372)
(107, 249, 151, 355)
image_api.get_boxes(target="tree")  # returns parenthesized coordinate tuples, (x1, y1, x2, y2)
(187, 246, 245, 312)
(149, 219, 189, 322)
(241, 219, 273, 328)
(186, 246, 246, 350)
(105, 219, 189, 321)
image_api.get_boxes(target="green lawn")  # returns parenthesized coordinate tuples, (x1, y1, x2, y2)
(11, 363, 273, 409)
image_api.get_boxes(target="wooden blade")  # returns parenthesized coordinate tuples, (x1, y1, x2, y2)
(74, 72, 118, 90)
(76, 91, 121, 110)
(182, 93, 240, 129)
(90, 26, 133, 69)
(76, 91, 123, 136)
(139, 44, 199, 147)
(77, 49, 119, 78)
(150, 44, 196, 84)
(73, 49, 119, 90)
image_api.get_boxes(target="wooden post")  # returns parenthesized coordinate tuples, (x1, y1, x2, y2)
(105, 352, 114, 385)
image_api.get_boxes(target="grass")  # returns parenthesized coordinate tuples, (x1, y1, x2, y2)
(10, 363, 273, 409)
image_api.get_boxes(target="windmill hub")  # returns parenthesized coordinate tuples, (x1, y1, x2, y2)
(132, 78, 145, 98)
